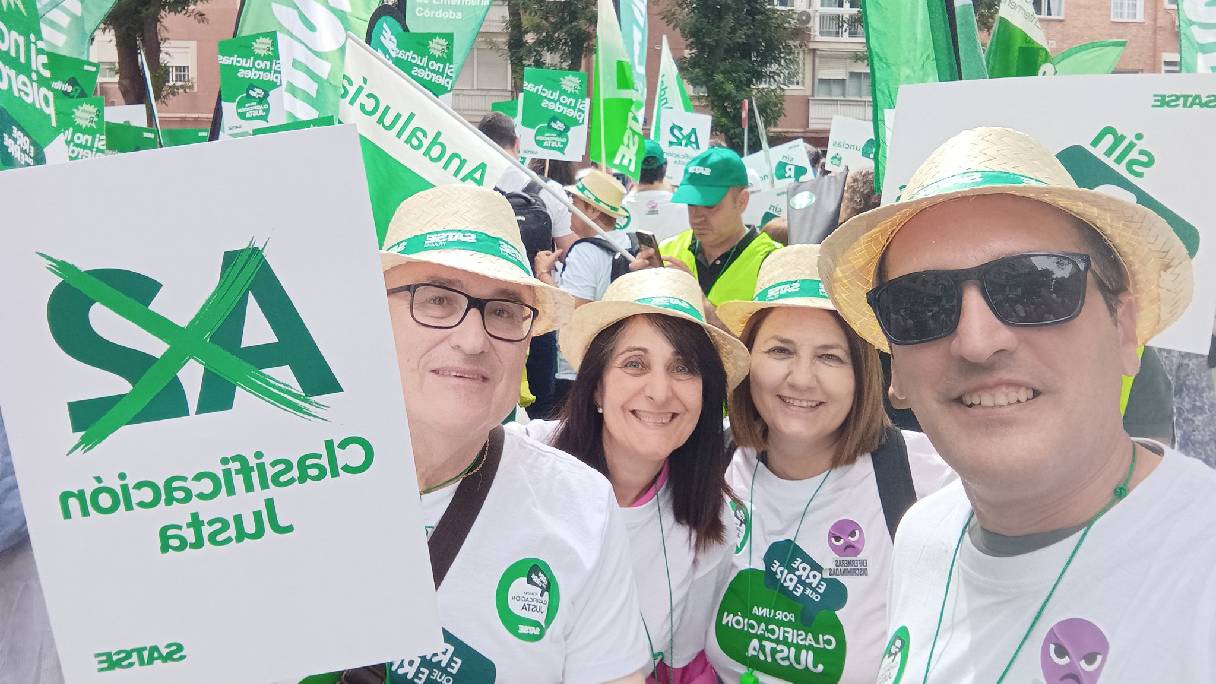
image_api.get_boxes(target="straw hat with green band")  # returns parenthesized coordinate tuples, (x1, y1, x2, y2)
(818, 126, 1193, 353)
(558, 268, 751, 390)
(718, 244, 837, 337)
(565, 169, 628, 218)
(380, 185, 574, 335)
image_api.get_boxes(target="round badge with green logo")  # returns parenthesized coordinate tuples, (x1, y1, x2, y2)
(875, 626, 910, 684)
(729, 499, 751, 555)
(496, 558, 560, 642)
(790, 190, 816, 210)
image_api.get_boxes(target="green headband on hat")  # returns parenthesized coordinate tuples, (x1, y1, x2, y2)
(386, 229, 532, 275)
(754, 278, 829, 302)
(637, 296, 704, 321)
(573, 179, 624, 214)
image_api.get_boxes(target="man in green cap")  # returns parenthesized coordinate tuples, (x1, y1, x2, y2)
(661, 147, 781, 325)
(621, 139, 688, 241)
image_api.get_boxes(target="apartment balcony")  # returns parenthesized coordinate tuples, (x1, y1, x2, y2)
(814, 10, 864, 41)
(808, 97, 871, 129)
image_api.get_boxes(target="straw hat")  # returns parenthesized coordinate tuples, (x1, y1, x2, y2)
(558, 268, 751, 390)
(818, 127, 1193, 352)
(380, 185, 574, 334)
(565, 169, 628, 218)
(718, 244, 835, 337)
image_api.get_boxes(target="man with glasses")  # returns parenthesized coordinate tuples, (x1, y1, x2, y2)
(332, 185, 648, 682)
(820, 127, 1216, 681)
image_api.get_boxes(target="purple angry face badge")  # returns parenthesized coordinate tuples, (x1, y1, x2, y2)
(1040, 617, 1109, 684)
(828, 518, 865, 557)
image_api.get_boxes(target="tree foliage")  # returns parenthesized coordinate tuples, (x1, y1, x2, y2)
(101, 0, 207, 105)
(663, 0, 799, 152)
(504, 0, 596, 92)
(974, 0, 1000, 34)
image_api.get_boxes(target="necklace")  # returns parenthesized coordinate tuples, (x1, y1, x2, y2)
(741, 453, 832, 684)
(641, 490, 676, 683)
(419, 440, 488, 495)
(921, 444, 1138, 683)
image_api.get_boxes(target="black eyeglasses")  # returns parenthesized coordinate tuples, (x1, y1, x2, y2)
(387, 283, 538, 342)
(867, 252, 1093, 346)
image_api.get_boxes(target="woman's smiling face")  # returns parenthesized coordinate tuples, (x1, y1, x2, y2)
(596, 316, 704, 465)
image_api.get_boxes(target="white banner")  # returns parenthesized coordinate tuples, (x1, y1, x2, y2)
(0, 125, 441, 683)
(825, 115, 876, 173)
(743, 139, 812, 190)
(658, 109, 711, 182)
(887, 75, 1216, 355)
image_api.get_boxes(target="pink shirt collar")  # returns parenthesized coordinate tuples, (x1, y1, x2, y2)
(629, 461, 670, 507)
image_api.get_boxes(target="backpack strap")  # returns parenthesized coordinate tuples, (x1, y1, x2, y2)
(608, 232, 641, 282)
(521, 179, 544, 197)
(872, 426, 917, 540)
(335, 427, 505, 684)
(568, 236, 618, 257)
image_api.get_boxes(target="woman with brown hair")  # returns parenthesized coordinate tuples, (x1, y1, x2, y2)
(510, 268, 750, 683)
(702, 244, 954, 684)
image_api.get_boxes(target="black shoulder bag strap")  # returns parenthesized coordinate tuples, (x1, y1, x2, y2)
(337, 427, 505, 684)
(521, 179, 544, 197)
(872, 425, 917, 540)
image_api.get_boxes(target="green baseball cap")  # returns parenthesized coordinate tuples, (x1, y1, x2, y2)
(642, 139, 666, 169)
(672, 147, 750, 206)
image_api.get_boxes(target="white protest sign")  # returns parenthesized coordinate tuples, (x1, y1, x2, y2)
(825, 115, 876, 172)
(0, 125, 442, 683)
(886, 75, 1215, 355)
(742, 186, 788, 227)
(743, 139, 812, 190)
(658, 109, 711, 182)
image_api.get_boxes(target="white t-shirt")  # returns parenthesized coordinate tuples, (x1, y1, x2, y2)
(506, 420, 737, 674)
(879, 444, 1216, 684)
(498, 167, 573, 239)
(622, 189, 690, 243)
(554, 230, 635, 380)
(401, 429, 649, 683)
(703, 432, 956, 683)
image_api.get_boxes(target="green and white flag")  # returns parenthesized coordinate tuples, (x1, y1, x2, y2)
(368, 22, 455, 98)
(46, 95, 104, 162)
(589, 0, 644, 179)
(861, 0, 953, 187)
(45, 51, 99, 99)
(986, 0, 1050, 78)
(1, 0, 58, 171)
(519, 67, 589, 161)
(219, 32, 285, 138)
(339, 36, 511, 246)
(954, 0, 988, 79)
(1179, 0, 1216, 73)
(104, 121, 158, 154)
(160, 127, 210, 146)
(37, 0, 118, 59)
(235, 0, 379, 122)
(650, 34, 693, 141)
(619, 0, 647, 120)
(1042, 40, 1126, 75)
(402, 0, 492, 83)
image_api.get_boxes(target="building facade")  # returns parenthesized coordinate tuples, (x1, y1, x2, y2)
(1032, 0, 1183, 74)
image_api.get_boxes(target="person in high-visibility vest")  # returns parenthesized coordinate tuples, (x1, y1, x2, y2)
(660, 147, 780, 328)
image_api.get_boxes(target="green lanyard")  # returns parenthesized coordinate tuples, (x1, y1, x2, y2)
(641, 489, 676, 682)
(741, 455, 832, 684)
(921, 444, 1138, 683)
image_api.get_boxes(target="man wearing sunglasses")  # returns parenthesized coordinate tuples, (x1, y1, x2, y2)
(820, 127, 1215, 681)
(326, 186, 649, 683)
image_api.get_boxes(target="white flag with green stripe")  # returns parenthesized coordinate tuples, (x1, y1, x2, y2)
(37, 0, 118, 60)
(650, 34, 694, 141)
(1180, 0, 1216, 73)
(339, 36, 510, 247)
(985, 0, 1050, 78)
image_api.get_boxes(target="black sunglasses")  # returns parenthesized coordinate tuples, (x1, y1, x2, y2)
(867, 252, 1093, 346)
(387, 282, 538, 342)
